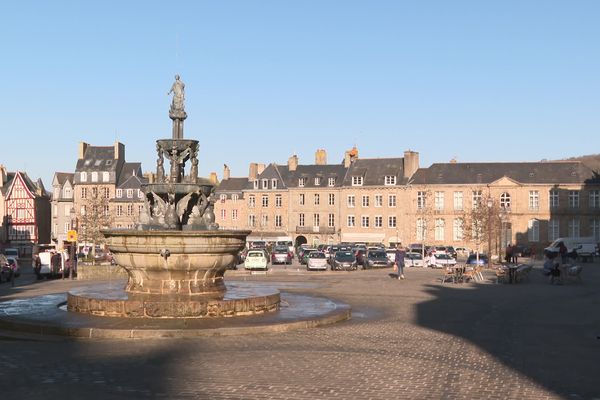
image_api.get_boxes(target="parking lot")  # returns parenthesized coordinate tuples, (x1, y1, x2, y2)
(1, 258, 599, 399)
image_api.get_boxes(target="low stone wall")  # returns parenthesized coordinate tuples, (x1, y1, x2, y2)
(77, 263, 128, 281)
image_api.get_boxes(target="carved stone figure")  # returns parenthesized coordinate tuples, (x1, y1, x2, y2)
(156, 146, 165, 183)
(168, 75, 185, 113)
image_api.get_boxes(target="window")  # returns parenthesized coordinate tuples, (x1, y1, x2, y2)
(328, 193, 335, 206)
(261, 214, 268, 227)
(138, 205, 144, 215)
(275, 194, 282, 207)
(361, 216, 370, 228)
(528, 219, 539, 242)
(248, 215, 256, 227)
(314, 177, 321, 186)
(102, 172, 109, 182)
(313, 214, 320, 227)
(434, 219, 445, 241)
(92, 187, 98, 197)
(64, 222, 70, 233)
(328, 177, 336, 187)
(434, 192, 444, 211)
(248, 195, 255, 208)
(116, 205, 123, 217)
(384, 175, 396, 185)
(81, 187, 87, 199)
(375, 216, 383, 228)
(232, 209, 238, 220)
(549, 190, 559, 208)
(388, 194, 396, 207)
(127, 204, 133, 216)
(63, 186, 72, 199)
(103, 205, 109, 217)
(275, 215, 282, 228)
(220, 194, 227, 203)
(569, 191, 579, 208)
(417, 191, 426, 210)
(253, 180, 259, 190)
(375, 194, 383, 207)
(138, 189, 143, 199)
(347, 215, 355, 227)
(347, 195, 355, 208)
(453, 192, 463, 211)
(453, 219, 463, 241)
(529, 191, 539, 210)
(80, 172, 87, 182)
(590, 219, 600, 241)
(589, 190, 600, 208)
(314, 194, 320, 205)
(328, 213, 335, 227)
(53, 187, 60, 199)
(388, 216, 397, 228)
(299, 193, 305, 206)
(472, 190, 482, 208)
(500, 192, 511, 209)
(103, 187, 110, 199)
(362, 195, 369, 207)
(232, 194, 238, 202)
(298, 178, 307, 187)
(116, 189, 122, 198)
(299, 213, 305, 227)
(262, 195, 269, 207)
(568, 219, 580, 237)
(272, 179, 277, 189)
(416, 218, 426, 241)
(91, 172, 98, 182)
(352, 176, 363, 186)
(262, 179, 268, 189)
(548, 219, 560, 241)
(126, 189, 133, 198)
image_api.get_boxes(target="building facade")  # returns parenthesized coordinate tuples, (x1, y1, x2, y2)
(51, 172, 75, 247)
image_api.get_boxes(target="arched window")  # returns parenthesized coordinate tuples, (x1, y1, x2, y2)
(500, 192, 511, 209)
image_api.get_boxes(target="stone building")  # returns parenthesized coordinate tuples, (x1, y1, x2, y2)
(215, 148, 600, 254)
(112, 162, 146, 229)
(50, 172, 75, 247)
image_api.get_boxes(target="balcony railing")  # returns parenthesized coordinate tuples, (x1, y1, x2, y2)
(295, 226, 336, 234)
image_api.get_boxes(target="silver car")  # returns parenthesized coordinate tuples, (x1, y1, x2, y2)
(306, 251, 328, 271)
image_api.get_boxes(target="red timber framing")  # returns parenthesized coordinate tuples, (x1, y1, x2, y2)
(5, 172, 37, 242)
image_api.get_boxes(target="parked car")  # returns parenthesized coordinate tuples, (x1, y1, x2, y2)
(405, 252, 425, 268)
(0, 255, 11, 283)
(306, 251, 328, 271)
(2, 248, 19, 261)
(275, 240, 294, 254)
(300, 248, 317, 264)
(364, 250, 393, 269)
(6, 257, 20, 277)
(466, 253, 489, 266)
(445, 246, 457, 259)
(454, 247, 470, 257)
(244, 250, 268, 271)
(409, 243, 424, 254)
(331, 251, 358, 271)
(271, 246, 293, 265)
(427, 253, 457, 269)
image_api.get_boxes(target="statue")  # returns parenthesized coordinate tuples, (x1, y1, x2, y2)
(156, 143, 165, 183)
(168, 74, 185, 114)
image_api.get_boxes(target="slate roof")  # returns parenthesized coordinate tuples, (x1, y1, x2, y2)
(1, 171, 47, 197)
(117, 163, 143, 186)
(410, 161, 600, 185)
(74, 145, 124, 184)
(54, 172, 74, 186)
(276, 164, 348, 189)
(216, 178, 249, 199)
(343, 158, 407, 186)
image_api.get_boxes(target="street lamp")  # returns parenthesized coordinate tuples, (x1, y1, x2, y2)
(487, 198, 493, 265)
(69, 206, 77, 280)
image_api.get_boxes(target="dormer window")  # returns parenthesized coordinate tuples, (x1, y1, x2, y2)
(220, 194, 227, 203)
(80, 172, 87, 182)
(352, 176, 363, 186)
(262, 179, 268, 189)
(63, 186, 72, 199)
(232, 194, 239, 202)
(299, 177, 307, 187)
(314, 177, 321, 186)
(328, 177, 336, 187)
(137, 189, 143, 199)
(253, 180, 259, 190)
(384, 175, 396, 185)
(91, 172, 98, 182)
(103, 172, 110, 182)
(127, 189, 133, 198)
(272, 179, 277, 189)
(116, 189, 123, 198)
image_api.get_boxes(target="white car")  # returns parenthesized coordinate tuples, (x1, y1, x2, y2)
(306, 251, 328, 271)
(244, 250, 268, 271)
(455, 247, 471, 257)
(428, 253, 457, 269)
(405, 252, 425, 268)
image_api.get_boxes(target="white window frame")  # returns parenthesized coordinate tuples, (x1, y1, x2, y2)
(314, 193, 320, 205)
(272, 179, 278, 189)
(262, 195, 269, 207)
(549, 190, 559, 208)
(262, 179, 268, 190)
(568, 218, 580, 237)
(388, 216, 397, 228)
(374, 194, 383, 208)
(328, 213, 335, 228)
(362, 195, 369, 207)
(91, 171, 98, 182)
(352, 176, 363, 186)
(529, 190, 539, 210)
(388, 194, 396, 208)
(472, 190, 482, 208)
(314, 177, 321, 186)
(590, 219, 600, 241)
(220, 194, 227, 203)
(548, 219, 560, 241)
(253, 180, 259, 190)
(417, 191, 426, 210)
(63, 186, 72, 199)
(299, 193, 305, 206)
(248, 214, 256, 227)
(434, 192, 444, 211)
(453, 219, 463, 241)
(80, 172, 87, 182)
(328, 177, 336, 187)
(347, 195, 355, 208)
(275, 194, 282, 208)
(298, 178, 307, 187)
(299, 213, 305, 227)
(569, 191, 579, 208)
(361, 216, 370, 228)
(384, 175, 397, 186)
(374, 216, 383, 228)
(102, 172, 110, 182)
(434, 218, 445, 241)
(232, 209, 238, 221)
(275, 215, 282, 228)
(528, 219, 539, 242)
(347, 215, 355, 227)
(248, 195, 256, 208)
(232, 194, 239, 203)
(589, 190, 599, 208)
(500, 192, 511, 209)
(116, 189, 122, 198)
(127, 189, 133, 198)
(416, 218, 426, 241)
(453, 192, 463, 211)
(313, 213, 320, 227)
(328, 193, 335, 206)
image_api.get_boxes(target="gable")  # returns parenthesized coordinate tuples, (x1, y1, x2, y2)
(489, 176, 522, 187)
(6, 172, 34, 200)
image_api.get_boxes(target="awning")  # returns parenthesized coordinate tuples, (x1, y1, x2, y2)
(341, 232, 386, 243)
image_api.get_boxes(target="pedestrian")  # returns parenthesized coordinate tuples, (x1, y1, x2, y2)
(558, 241, 568, 265)
(395, 243, 406, 280)
(505, 244, 512, 263)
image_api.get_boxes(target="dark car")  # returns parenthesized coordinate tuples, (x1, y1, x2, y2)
(331, 251, 357, 271)
(271, 246, 293, 265)
(364, 250, 393, 269)
(466, 253, 489, 266)
(445, 246, 457, 259)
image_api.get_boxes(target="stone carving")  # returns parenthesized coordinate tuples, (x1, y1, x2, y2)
(156, 143, 165, 182)
(168, 74, 185, 114)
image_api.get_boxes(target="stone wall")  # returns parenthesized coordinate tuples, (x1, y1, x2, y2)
(77, 263, 127, 280)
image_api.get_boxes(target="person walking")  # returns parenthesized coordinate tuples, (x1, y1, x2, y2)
(395, 243, 406, 280)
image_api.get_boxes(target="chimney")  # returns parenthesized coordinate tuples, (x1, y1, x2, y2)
(257, 163, 266, 175)
(209, 172, 218, 184)
(248, 163, 258, 181)
(78, 142, 89, 159)
(288, 155, 298, 172)
(344, 146, 359, 168)
(144, 171, 155, 184)
(403, 150, 419, 179)
(315, 149, 327, 165)
(223, 164, 230, 180)
(114, 141, 125, 160)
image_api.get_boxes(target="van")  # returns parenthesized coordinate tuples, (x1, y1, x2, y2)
(544, 237, 597, 259)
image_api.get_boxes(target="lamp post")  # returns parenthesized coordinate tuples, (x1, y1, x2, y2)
(69, 206, 77, 280)
(487, 198, 493, 266)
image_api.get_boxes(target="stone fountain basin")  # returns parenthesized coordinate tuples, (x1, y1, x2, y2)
(102, 229, 251, 297)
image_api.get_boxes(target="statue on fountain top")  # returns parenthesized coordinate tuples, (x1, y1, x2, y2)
(168, 74, 187, 138)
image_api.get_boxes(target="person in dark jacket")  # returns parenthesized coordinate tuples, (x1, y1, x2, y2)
(395, 243, 406, 280)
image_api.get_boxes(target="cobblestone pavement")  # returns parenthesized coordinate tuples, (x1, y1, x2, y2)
(0, 261, 599, 399)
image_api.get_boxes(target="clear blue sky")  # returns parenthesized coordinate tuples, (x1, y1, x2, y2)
(1, 1, 599, 187)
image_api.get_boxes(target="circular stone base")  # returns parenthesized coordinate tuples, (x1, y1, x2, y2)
(67, 283, 280, 318)
(0, 282, 351, 339)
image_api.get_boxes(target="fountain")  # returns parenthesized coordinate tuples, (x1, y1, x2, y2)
(66, 75, 279, 318)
